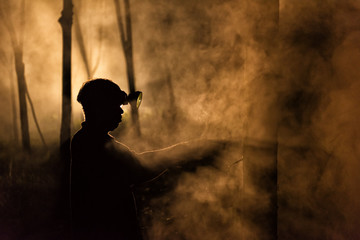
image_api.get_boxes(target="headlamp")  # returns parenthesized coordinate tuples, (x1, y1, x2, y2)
(125, 91, 142, 108)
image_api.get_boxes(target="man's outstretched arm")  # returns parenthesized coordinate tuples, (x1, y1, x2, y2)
(136, 139, 229, 172)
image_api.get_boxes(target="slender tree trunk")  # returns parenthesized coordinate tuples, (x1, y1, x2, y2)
(9, 71, 18, 177)
(59, 0, 73, 149)
(114, 0, 141, 136)
(1, 0, 31, 152)
(14, 47, 30, 152)
(10, 57, 20, 147)
(74, 6, 91, 78)
(58, 0, 73, 232)
(73, 0, 103, 79)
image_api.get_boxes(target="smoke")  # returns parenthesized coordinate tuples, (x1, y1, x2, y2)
(1, 0, 360, 239)
(275, 1, 360, 239)
(130, 0, 360, 239)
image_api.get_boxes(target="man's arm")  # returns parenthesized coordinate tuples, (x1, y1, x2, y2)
(136, 139, 228, 172)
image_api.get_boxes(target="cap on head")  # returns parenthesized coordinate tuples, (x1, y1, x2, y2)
(77, 78, 127, 110)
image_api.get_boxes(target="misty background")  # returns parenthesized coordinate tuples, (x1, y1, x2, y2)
(1, 0, 360, 239)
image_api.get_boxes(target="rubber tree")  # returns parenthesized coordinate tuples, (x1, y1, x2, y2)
(73, 0, 103, 79)
(0, 1, 30, 152)
(59, 0, 73, 154)
(59, 0, 73, 148)
(58, 0, 73, 227)
(114, 0, 141, 136)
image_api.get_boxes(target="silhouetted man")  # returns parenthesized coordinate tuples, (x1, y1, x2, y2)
(70, 78, 224, 240)
(70, 79, 154, 240)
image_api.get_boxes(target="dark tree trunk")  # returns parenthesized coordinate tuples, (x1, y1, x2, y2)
(9, 64, 19, 147)
(73, 0, 103, 79)
(114, 0, 141, 136)
(59, 0, 73, 149)
(1, 0, 31, 152)
(123, 0, 140, 135)
(58, 0, 73, 232)
(74, 4, 91, 78)
(14, 47, 30, 152)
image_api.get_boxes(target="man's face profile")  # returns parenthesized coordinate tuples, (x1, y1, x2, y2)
(101, 101, 124, 131)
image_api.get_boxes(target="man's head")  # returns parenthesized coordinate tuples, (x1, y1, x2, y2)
(77, 78, 127, 131)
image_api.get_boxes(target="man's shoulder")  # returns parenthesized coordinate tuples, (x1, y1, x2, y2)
(71, 128, 89, 147)
(71, 128, 110, 154)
